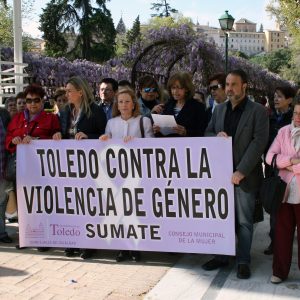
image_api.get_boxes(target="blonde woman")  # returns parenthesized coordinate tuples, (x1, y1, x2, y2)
(100, 87, 154, 142)
(53, 76, 107, 259)
(100, 87, 154, 262)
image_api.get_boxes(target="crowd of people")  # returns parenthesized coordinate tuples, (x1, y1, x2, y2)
(0, 69, 299, 284)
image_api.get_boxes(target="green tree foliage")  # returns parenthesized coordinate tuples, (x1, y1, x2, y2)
(0, 2, 13, 46)
(126, 15, 141, 48)
(250, 48, 292, 74)
(39, 0, 116, 62)
(266, 1, 300, 83)
(150, 0, 178, 17)
(147, 14, 194, 31)
(267, 0, 300, 36)
(0, 2, 34, 51)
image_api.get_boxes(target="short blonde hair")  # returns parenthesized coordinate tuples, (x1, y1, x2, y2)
(112, 88, 140, 118)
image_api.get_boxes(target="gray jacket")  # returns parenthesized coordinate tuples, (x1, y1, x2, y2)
(205, 98, 269, 192)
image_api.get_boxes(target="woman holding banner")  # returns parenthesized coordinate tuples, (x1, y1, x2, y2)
(153, 72, 206, 137)
(53, 76, 107, 259)
(266, 97, 300, 284)
(100, 87, 154, 262)
(5, 83, 61, 251)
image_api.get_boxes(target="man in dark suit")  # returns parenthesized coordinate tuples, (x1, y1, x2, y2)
(203, 69, 269, 279)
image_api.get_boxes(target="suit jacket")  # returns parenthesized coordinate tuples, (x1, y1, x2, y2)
(60, 102, 107, 139)
(205, 97, 269, 192)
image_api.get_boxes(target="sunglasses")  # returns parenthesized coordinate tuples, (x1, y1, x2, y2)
(26, 97, 41, 104)
(209, 84, 222, 91)
(143, 87, 158, 93)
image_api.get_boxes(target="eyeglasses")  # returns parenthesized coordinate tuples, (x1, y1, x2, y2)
(209, 84, 222, 91)
(26, 97, 41, 104)
(143, 87, 158, 93)
(17, 101, 26, 105)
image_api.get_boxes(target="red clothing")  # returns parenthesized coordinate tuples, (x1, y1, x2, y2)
(5, 111, 60, 153)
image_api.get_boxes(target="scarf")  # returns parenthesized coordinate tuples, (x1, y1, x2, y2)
(291, 121, 300, 152)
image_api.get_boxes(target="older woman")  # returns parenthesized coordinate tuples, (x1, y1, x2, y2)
(100, 87, 154, 262)
(100, 87, 154, 141)
(266, 98, 300, 284)
(53, 76, 107, 259)
(153, 72, 206, 137)
(5, 84, 61, 251)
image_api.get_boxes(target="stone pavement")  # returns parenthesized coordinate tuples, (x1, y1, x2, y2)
(0, 223, 180, 300)
(0, 214, 299, 300)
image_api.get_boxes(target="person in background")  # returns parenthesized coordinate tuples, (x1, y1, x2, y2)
(137, 75, 164, 118)
(53, 76, 107, 259)
(5, 83, 61, 251)
(204, 69, 269, 279)
(266, 97, 300, 284)
(153, 72, 206, 137)
(98, 77, 118, 121)
(5, 97, 17, 118)
(263, 85, 295, 255)
(16, 92, 26, 112)
(0, 107, 13, 244)
(53, 88, 68, 116)
(118, 79, 132, 89)
(4, 95, 24, 224)
(194, 91, 206, 104)
(100, 87, 154, 262)
(206, 73, 227, 124)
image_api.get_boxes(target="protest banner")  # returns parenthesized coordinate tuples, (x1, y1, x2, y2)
(17, 137, 235, 255)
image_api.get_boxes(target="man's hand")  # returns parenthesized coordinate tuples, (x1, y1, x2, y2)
(231, 171, 245, 185)
(217, 131, 229, 138)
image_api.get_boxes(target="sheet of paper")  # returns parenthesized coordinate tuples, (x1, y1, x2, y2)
(151, 114, 177, 135)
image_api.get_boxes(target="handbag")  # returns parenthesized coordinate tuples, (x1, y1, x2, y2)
(4, 152, 16, 181)
(253, 196, 264, 223)
(260, 154, 287, 214)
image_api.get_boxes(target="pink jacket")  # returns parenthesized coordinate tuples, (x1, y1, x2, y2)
(266, 124, 300, 201)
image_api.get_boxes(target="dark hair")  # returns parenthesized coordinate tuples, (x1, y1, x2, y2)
(15, 92, 25, 100)
(208, 73, 226, 89)
(53, 88, 66, 101)
(227, 69, 248, 84)
(167, 72, 195, 99)
(138, 75, 159, 90)
(118, 80, 132, 88)
(24, 84, 46, 99)
(275, 86, 296, 99)
(99, 78, 118, 91)
(4, 97, 16, 109)
(292, 95, 300, 107)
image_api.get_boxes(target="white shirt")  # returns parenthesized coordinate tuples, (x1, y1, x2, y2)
(105, 115, 154, 138)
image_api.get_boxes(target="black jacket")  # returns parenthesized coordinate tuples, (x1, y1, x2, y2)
(59, 102, 107, 139)
(162, 98, 206, 137)
(0, 108, 10, 129)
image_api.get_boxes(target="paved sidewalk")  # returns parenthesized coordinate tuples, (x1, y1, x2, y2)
(0, 223, 180, 300)
(145, 215, 300, 300)
(0, 215, 299, 300)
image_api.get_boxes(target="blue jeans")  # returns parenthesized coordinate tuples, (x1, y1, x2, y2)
(234, 186, 256, 264)
(0, 179, 12, 238)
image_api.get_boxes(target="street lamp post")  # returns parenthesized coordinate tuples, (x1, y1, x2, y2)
(218, 10, 235, 74)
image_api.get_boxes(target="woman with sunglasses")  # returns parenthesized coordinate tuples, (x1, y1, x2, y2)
(153, 72, 206, 137)
(5, 83, 61, 252)
(137, 75, 164, 118)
